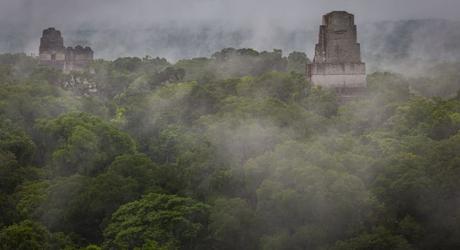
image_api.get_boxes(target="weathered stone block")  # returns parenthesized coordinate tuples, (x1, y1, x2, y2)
(38, 27, 93, 72)
(307, 11, 367, 89)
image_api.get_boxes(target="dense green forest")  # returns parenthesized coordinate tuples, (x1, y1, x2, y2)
(1, 49, 460, 249)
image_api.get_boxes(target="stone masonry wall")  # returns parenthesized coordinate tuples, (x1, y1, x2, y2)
(307, 11, 367, 89)
(39, 27, 93, 72)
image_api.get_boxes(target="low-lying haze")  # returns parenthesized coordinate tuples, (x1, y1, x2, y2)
(1, 0, 459, 73)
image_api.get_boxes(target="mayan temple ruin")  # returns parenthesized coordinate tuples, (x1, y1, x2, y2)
(39, 27, 93, 72)
(307, 11, 367, 97)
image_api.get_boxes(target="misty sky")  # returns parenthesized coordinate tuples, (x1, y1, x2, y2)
(1, 0, 459, 61)
(2, 0, 459, 30)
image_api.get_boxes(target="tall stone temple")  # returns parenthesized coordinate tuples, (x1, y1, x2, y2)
(307, 11, 367, 97)
(39, 27, 93, 73)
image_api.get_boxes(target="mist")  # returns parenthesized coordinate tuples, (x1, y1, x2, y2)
(2, 0, 460, 73)
(2, 1, 460, 249)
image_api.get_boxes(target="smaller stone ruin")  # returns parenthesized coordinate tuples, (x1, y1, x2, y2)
(39, 27, 93, 72)
(65, 45, 93, 72)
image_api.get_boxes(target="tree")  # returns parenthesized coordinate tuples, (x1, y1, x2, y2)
(333, 227, 413, 250)
(0, 120, 38, 226)
(0, 220, 50, 250)
(38, 173, 142, 243)
(107, 153, 161, 194)
(38, 112, 136, 176)
(244, 140, 372, 248)
(209, 198, 259, 250)
(0, 119, 36, 166)
(287, 51, 309, 74)
(302, 86, 338, 117)
(112, 57, 143, 72)
(103, 193, 209, 250)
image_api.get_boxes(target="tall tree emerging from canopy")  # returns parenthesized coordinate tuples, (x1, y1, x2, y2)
(103, 193, 209, 250)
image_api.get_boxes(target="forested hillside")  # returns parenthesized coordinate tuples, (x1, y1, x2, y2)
(1, 50, 460, 249)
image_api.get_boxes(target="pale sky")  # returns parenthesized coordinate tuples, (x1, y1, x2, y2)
(1, 0, 458, 60)
(1, 0, 459, 30)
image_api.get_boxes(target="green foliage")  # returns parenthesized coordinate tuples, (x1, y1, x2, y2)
(15, 181, 49, 220)
(38, 112, 136, 176)
(410, 62, 460, 98)
(107, 153, 161, 194)
(287, 51, 309, 74)
(0, 220, 50, 250)
(37, 172, 145, 242)
(1, 51, 460, 249)
(112, 57, 143, 72)
(177, 48, 294, 81)
(80, 245, 101, 250)
(210, 48, 287, 78)
(0, 81, 80, 129)
(245, 140, 372, 248)
(209, 198, 259, 250)
(388, 97, 460, 139)
(334, 227, 413, 250)
(303, 86, 339, 117)
(0, 120, 39, 226)
(175, 57, 211, 81)
(0, 119, 36, 191)
(0, 53, 37, 80)
(150, 67, 186, 85)
(103, 193, 209, 250)
(237, 71, 305, 102)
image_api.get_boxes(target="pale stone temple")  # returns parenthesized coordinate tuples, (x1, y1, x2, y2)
(307, 11, 367, 96)
(39, 27, 93, 73)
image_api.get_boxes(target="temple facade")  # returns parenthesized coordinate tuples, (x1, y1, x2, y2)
(39, 27, 93, 73)
(307, 11, 367, 95)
